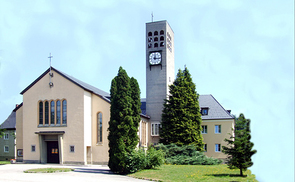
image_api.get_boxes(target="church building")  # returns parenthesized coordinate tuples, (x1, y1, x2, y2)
(12, 20, 234, 164)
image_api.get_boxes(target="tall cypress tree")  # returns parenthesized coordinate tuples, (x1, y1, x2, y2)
(222, 113, 257, 176)
(160, 67, 204, 151)
(108, 67, 141, 173)
(129, 77, 141, 147)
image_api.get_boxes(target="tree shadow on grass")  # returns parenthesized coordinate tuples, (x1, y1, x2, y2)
(73, 168, 113, 174)
(206, 173, 247, 178)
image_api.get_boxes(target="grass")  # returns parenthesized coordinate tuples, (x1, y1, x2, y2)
(24, 168, 73, 173)
(128, 164, 257, 182)
(0, 161, 11, 165)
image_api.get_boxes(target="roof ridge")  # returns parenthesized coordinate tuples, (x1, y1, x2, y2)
(20, 67, 110, 103)
(209, 94, 233, 119)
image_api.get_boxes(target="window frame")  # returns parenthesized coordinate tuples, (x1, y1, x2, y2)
(151, 123, 161, 136)
(215, 125, 221, 134)
(44, 101, 49, 125)
(31, 145, 36, 152)
(204, 144, 207, 152)
(201, 125, 207, 134)
(4, 145, 9, 153)
(62, 100, 67, 125)
(4, 133, 9, 140)
(50, 100, 55, 125)
(56, 100, 61, 125)
(39, 101, 43, 125)
(201, 108, 209, 115)
(97, 112, 103, 144)
(70, 145, 75, 153)
(215, 144, 221, 152)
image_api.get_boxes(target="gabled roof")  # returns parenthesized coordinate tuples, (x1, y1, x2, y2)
(140, 95, 233, 120)
(0, 111, 16, 129)
(20, 67, 110, 103)
(199, 94, 234, 120)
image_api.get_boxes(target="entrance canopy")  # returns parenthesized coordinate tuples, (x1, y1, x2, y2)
(35, 131, 65, 135)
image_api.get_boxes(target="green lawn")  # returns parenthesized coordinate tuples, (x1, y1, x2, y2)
(24, 168, 73, 173)
(0, 161, 10, 165)
(128, 164, 257, 182)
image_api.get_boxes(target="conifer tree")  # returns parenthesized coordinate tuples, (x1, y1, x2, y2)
(160, 67, 204, 151)
(129, 77, 141, 146)
(222, 113, 257, 176)
(108, 67, 141, 173)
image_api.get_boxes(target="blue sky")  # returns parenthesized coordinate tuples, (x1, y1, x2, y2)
(0, 0, 293, 181)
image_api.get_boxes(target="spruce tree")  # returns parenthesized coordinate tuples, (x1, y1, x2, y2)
(222, 113, 257, 176)
(108, 67, 141, 173)
(160, 67, 204, 151)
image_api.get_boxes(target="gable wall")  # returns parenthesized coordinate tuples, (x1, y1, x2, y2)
(22, 70, 86, 163)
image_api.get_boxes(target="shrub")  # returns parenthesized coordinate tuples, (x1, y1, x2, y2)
(145, 146, 165, 169)
(125, 149, 146, 173)
(156, 143, 222, 165)
(124, 147, 165, 174)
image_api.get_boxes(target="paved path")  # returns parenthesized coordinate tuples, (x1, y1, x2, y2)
(0, 164, 149, 182)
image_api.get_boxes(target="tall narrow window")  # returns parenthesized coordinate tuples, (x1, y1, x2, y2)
(50, 101, 55, 125)
(62, 100, 67, 124)
(215, 144, 221, 152)
(215, 125, 221, 134)
(97, 113, 102, 143)
(201, 125, 207, 134)
(45, 101, 49, 125)
(56, 100, 61, 124)
(39, 102, 43, 125)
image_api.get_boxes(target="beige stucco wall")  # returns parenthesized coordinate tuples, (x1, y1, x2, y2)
(22, 70, 85, 164)
(16, 106, 23, 161)
(91, 94, 110, 165)
(202, 119, 234, 159)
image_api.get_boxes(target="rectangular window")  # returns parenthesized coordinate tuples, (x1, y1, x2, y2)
(201, 108, 209, 115)
(215, 125, 221, 134)
(17, 149, 23, 157)
(215, 144, 221, 152)
(201, 125, 207, 134)
(4, 133, 9, 140)
(151, 123, 160, 136)
(4, 146, 9, 152)
(70, 145, 75, 153)
(204, 144, 207, 152)
(31, 145, 36, 152)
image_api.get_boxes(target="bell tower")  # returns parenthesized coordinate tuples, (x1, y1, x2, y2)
(146, 20, 174, 141)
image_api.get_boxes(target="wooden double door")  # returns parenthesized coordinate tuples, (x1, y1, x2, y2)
(47, 141, 59, 163)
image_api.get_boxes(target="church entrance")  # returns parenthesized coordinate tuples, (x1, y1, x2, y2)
(47, 141, 59, 163)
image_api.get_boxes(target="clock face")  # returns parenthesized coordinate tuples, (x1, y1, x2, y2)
(149, 52, 161, 65)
